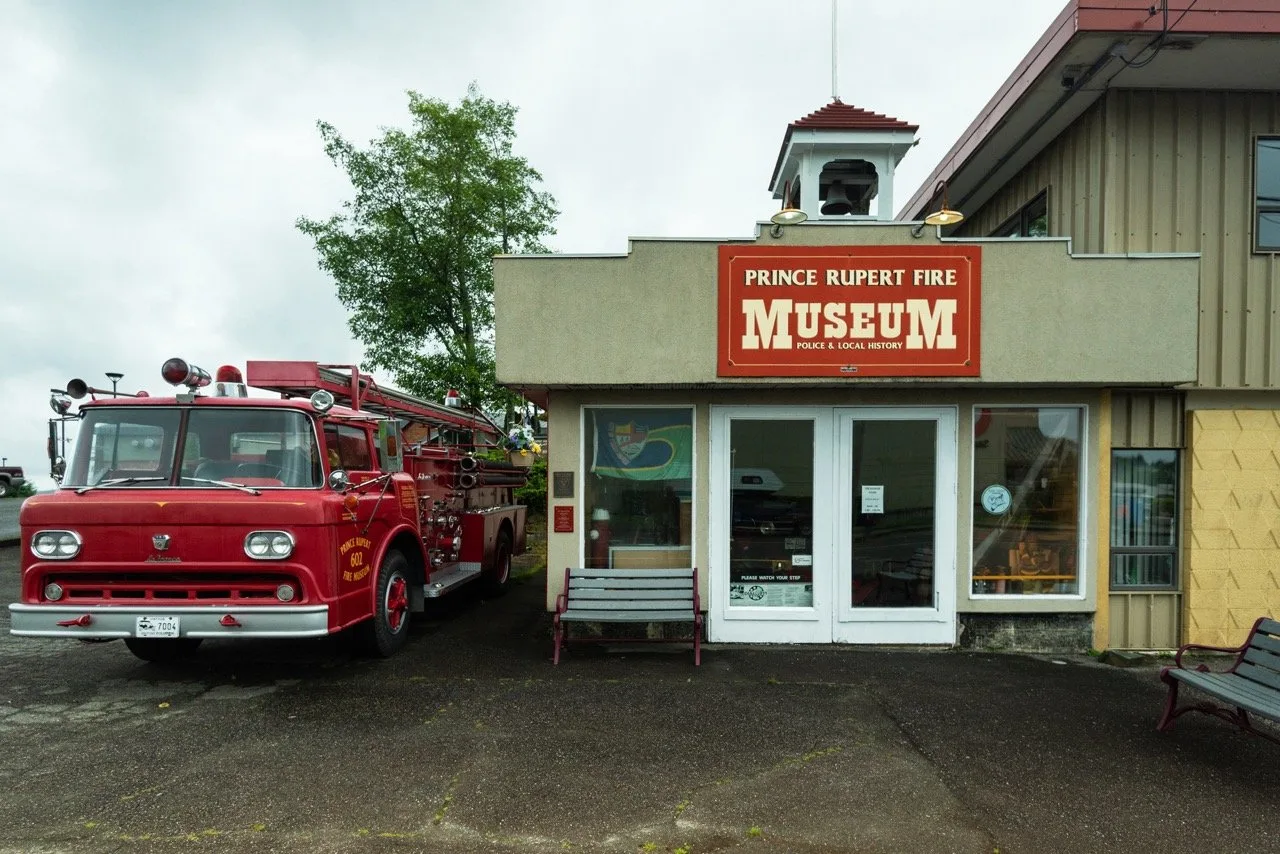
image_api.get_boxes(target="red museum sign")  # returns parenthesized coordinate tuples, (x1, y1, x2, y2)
(717, 244, 982, 377)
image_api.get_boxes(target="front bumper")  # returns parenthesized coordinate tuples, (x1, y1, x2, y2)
(8, 603, 330, 639)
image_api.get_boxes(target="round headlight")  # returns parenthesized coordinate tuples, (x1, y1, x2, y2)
(269, 534, 293, 557)
(246, 533, 271, 557)
(275, 583, 296, 602)
(44, 582, 64, 601)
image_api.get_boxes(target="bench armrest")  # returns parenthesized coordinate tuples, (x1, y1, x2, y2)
(1172, 641, 1245, 671)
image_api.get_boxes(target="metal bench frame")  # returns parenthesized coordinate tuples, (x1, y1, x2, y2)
(553, 567, 703, 666)
(1157, 616, 1280, 745)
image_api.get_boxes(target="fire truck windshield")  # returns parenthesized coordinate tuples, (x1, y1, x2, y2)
(64, 407, 323, 489)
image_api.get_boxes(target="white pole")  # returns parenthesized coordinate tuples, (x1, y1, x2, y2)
(831, 0, 839, 101)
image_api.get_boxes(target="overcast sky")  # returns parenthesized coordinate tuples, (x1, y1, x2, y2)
(0, 0, 1064, 488)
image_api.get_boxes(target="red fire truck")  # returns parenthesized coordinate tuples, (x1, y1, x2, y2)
(10, 359, 530, 661)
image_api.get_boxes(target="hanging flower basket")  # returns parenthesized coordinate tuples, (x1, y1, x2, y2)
(503, 423, 541, 468)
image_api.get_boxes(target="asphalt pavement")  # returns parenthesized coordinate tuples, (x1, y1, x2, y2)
(1, 543, 1276, 854)
(0, 498, 20, 545)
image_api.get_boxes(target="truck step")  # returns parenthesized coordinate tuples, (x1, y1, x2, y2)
(424, 564, 481, 598)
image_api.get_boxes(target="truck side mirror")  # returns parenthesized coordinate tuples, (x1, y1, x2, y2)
(328, 469, 350, 492)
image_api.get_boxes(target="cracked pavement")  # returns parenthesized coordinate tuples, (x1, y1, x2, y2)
(1, 543, 1276, 853)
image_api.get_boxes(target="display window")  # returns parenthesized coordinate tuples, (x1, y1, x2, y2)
(582, 407, 694, 570)
(970, 406, 1084, 596)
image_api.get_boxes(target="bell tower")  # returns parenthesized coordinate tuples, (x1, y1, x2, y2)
(768, 100, 918, 222)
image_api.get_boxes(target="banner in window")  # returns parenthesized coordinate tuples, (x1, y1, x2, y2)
(590, 409, 692, 481)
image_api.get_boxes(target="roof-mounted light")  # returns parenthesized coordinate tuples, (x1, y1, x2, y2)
(161, 358, 211, 389)
(213, 364, 248, 398)
(310, 390, 336, 414)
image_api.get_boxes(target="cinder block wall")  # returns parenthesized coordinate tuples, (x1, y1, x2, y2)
(1186, 410, 1280, 646)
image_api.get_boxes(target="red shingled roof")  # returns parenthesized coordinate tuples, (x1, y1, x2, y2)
(790, 100, 918, 132)
(770, 100, 918, 190)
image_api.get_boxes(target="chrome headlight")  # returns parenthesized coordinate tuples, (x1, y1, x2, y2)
(31, 530, 82, 560)
(244, 531, 295, 560)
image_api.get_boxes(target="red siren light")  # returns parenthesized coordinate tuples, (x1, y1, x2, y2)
(215, 365, 243, 384)
(161, 357, 211, 388)
(444, 389, 461, 408)
(136, 391, 150, 398)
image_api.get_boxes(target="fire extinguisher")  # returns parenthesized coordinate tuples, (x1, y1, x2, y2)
(589, 508, 611, 568)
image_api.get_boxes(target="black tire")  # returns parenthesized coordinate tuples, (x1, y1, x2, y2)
(0, 480, 9, 498)
(482, 529, 513, 597)
(359, 550, 412, 657)
(123, 637, 203, 663)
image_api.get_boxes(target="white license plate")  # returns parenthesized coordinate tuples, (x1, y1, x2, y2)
(136, 616, 180, 638)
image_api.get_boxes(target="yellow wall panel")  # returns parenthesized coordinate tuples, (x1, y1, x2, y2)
(1185, 410, 1280, 645)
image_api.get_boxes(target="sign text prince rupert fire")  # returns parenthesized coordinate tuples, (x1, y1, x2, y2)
(717, 244, 981, 377)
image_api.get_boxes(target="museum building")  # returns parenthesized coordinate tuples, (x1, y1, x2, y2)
(494, 0, 1280, 651)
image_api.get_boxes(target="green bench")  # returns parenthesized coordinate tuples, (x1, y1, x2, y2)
(1157, 616, 1280, 744)
(553, 567, 702, 666)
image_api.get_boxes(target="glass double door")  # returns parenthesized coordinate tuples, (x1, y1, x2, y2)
(709, 406, 957, 644)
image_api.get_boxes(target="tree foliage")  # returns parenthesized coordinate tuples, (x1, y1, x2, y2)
(297, 85, 557, 412)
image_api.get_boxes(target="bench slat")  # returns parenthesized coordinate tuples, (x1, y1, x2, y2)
(569, 588, 694, 601)
(567, 568, 694, 579)
(568, 598, 692, 611)
(1259, 618, 1280, 636)
(561, 609, 694, 622)
(569, 578, 693, 590)
(1249, 631, 1280, 656)
(1170, 671, 1280, 722)
(1238, 659, 1280, 692)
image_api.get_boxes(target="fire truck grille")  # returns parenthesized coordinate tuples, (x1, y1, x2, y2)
(48, 573, 300, 603)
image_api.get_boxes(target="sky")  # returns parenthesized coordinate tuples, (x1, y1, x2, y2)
(0, 0, 1066, 489)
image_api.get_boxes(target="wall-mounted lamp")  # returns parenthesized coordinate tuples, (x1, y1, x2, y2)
(769, 179, 808, 238)
(910, 179, 965, 238)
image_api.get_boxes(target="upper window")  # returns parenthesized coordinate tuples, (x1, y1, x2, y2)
(1256, 137, 1280, 252)
(992, 191, 1048, 238)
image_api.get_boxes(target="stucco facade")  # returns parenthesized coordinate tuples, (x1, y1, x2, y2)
(494, 1, 1280, 651)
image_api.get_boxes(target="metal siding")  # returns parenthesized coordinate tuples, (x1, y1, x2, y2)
(1108, 592, 1181, 650)
(1110, 90, 1280, 388)
(1110, 392, 1185, 448)
(968, 89, 1280, 388)
(954, 100, 1106, 253)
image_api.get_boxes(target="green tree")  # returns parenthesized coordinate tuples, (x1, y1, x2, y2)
(297, 85, 557, 413)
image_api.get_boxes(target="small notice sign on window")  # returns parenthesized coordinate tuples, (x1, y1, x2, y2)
(861, 485, 885, 514)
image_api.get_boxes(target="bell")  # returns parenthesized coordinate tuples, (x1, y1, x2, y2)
(821, 181, 854, 216)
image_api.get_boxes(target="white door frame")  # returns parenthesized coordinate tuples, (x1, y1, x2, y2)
(709, 406, 834, 643)
(708, 405, 958, 645)
(832, 406, 958, 645)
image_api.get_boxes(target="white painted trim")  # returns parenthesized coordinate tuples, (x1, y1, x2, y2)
(832, 407, 958, 644)
(576, 403, 697, 574)
(965, 403, 1090, 603)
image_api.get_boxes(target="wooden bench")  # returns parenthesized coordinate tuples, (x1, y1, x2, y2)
(553, 567, 703, 666)
(1157, 616, 1280, 744)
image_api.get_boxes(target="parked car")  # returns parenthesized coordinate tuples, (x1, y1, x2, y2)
(0, 463, 25, 498)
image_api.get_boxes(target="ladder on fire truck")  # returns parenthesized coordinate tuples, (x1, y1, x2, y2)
(244, 361, 502, 446)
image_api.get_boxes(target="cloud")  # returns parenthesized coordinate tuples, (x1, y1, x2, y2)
(0, 0, 1064, 489)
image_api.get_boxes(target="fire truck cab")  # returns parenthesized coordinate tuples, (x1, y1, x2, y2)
(10, 359, 529, 661)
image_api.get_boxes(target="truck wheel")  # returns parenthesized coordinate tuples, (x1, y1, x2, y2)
(0, 480, 9, 498)
(482, 529, 513, 597)
(360, 550, 412, 657)
(123, 638, 203, 663)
